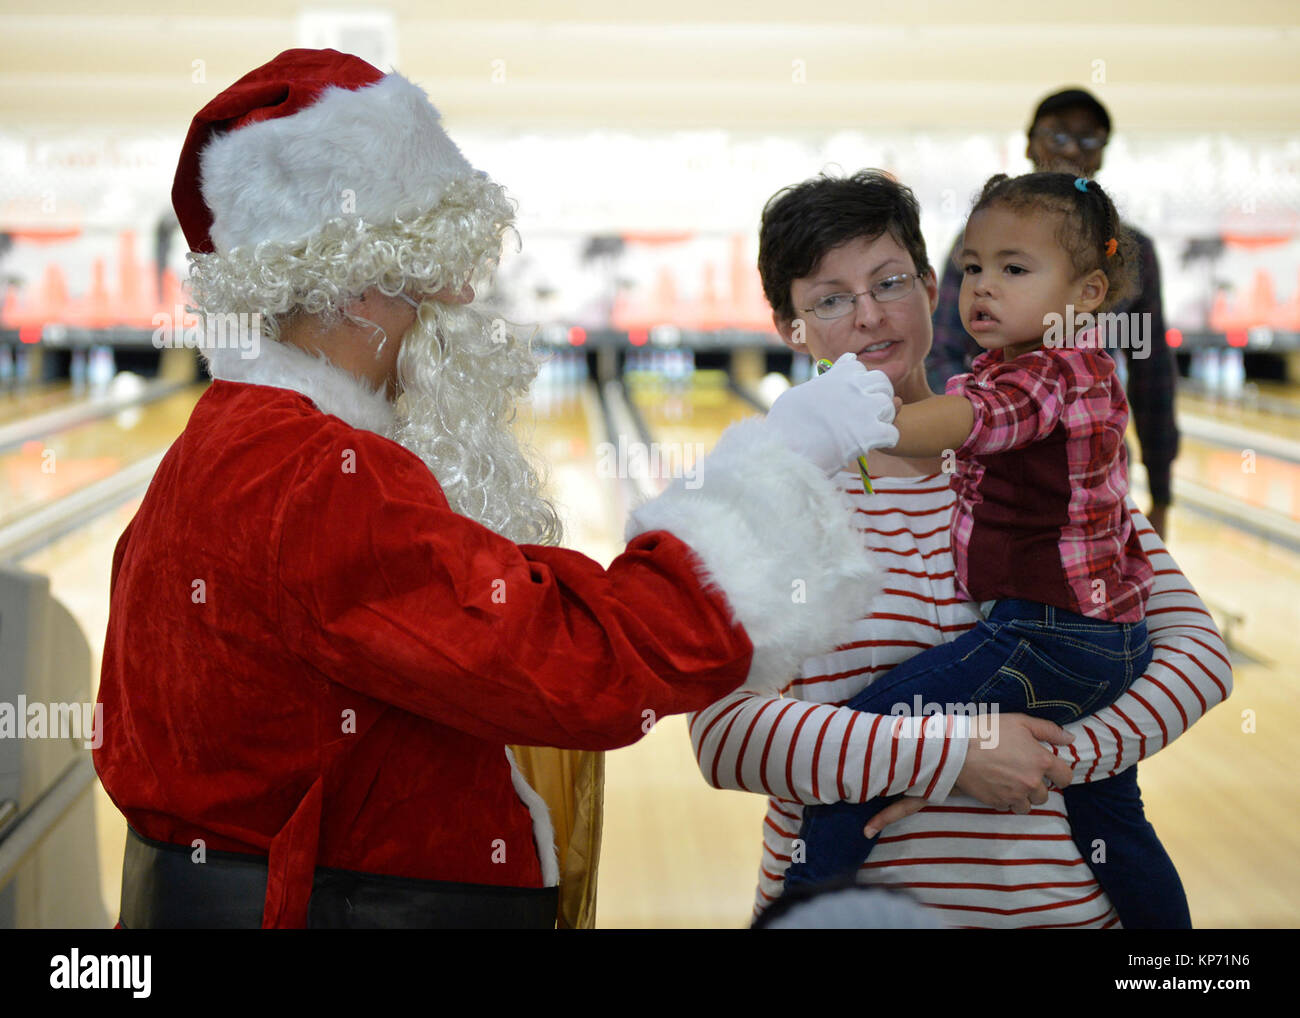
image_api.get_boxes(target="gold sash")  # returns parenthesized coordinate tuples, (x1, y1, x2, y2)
(507, 746, 604, 929)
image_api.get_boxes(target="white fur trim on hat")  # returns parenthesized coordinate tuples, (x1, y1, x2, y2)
(199, 73, 480, 254)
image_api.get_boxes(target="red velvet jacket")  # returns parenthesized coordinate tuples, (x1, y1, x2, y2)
(94, 381, 756, 925)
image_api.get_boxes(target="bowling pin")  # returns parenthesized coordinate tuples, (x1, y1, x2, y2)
(90, 345, 117, 389)
(70, 348, 87, 392)
(14, 346, 29, 389)
(1224, 348, 1245, 397)
(1204, 348, 1222, 394)
(564, 351, 577, 404)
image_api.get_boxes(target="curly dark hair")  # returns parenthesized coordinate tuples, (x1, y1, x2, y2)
(758, 169, 932, 324)
(967, 172, 1137, 312)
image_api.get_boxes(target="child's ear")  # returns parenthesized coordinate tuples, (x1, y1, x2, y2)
(1077, 269, 1109, 313)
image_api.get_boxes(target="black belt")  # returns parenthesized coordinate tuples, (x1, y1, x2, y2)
(119, 827, 558, 929)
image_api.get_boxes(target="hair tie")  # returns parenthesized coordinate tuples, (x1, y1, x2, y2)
(1074, 177, 1090, 193)
(1105, 237, 1118, 257)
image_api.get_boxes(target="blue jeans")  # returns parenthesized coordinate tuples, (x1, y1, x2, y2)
(784, 598, 1191, 928)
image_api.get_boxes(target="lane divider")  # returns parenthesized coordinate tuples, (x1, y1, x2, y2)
(0, 380, 190, 454)
(0, 451, 164, 563)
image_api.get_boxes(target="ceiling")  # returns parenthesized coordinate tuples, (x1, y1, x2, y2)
(1, 0, 1297, 135)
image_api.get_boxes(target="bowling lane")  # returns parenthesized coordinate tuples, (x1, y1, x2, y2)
(1171, 433, 1300, 521)
(0, 380, 79, 425)
(624, 368, 760, 449)
(9, 378, 211, 923)
(1179, 384, 1300, 448)
(516, 379, 625, 565)
(0, 383, 207, 529)
(600, 369, 774, 926)
(1133, 510, 1300, 927)
(18, 497, 144, 925)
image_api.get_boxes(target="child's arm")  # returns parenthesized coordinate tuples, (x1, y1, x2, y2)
(889, 395, 975, 458)
(940, 354, 1080, 458)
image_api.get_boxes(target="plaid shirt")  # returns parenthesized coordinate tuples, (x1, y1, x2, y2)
(946, 341, 1154, 622)
(928, 226, 1180, 504)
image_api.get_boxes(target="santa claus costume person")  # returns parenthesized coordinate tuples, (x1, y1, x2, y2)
(91, 48, 905, 929)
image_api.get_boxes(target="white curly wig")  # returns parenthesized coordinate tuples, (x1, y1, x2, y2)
(188, 177, 562, 547)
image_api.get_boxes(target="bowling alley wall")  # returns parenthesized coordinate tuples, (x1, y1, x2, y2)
(2, 124, 1298, 382)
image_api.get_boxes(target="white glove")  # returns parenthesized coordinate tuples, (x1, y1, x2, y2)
(764, 353, 899, 475)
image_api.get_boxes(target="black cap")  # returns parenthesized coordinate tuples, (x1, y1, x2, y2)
(1028, 88, 1111, 135)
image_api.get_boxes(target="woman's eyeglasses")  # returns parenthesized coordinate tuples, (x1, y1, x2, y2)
(801, 273, 923, 320)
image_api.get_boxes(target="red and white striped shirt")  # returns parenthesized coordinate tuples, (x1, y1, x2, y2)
(690, 470, 1232, 928)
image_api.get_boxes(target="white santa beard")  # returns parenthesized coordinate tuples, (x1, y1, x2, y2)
(387, 302, 563, 547)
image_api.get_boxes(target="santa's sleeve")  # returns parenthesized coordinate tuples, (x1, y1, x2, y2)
(689, 691, 970, 805)
(274, 417, 875, 749)
(1056, 502, 1232, 782)
(624, 417, 882, 695)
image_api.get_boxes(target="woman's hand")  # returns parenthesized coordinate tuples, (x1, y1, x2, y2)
(863, 714, 1075, 837)
(956, 714, 1074, 809)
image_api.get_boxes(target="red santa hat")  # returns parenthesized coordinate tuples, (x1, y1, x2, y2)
(173, 48, 484, 256)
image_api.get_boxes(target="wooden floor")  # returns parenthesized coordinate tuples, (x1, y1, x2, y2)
(8, 369, 1299, 928)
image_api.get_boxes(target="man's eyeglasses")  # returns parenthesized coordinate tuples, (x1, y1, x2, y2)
(801, 273, 923, 320)
(1032, 129, 1108, 153)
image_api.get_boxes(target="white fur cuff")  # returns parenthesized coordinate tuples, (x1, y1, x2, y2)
(626, 417, 881, 695)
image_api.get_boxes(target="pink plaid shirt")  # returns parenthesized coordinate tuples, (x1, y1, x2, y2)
(944, 337, 1153, 622)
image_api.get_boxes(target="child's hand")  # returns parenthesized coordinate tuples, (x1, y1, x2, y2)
(893, 396, 903, 414)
